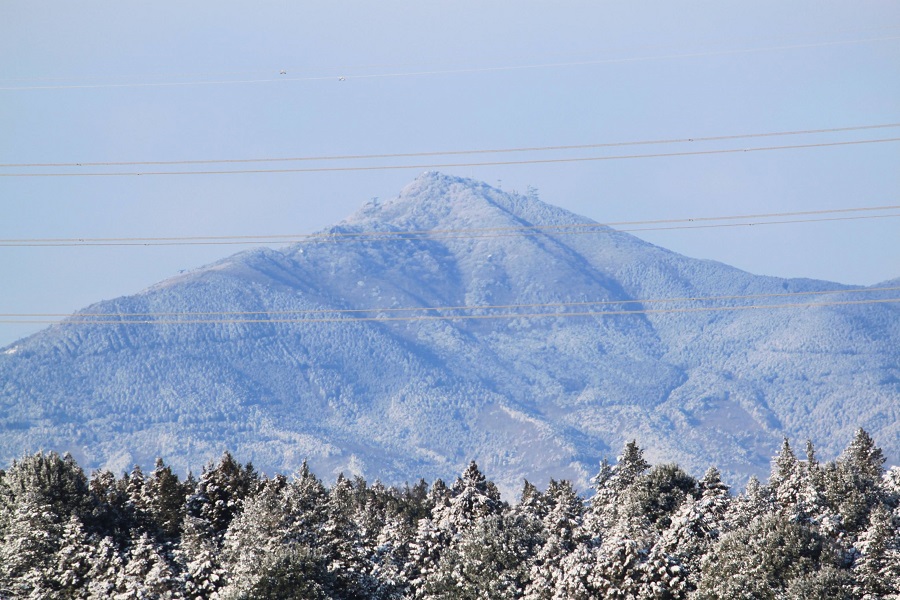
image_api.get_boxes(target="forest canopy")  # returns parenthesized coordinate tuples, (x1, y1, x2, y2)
(0, 429, 898, 599)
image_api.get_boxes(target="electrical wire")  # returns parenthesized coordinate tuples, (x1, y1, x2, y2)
(2, 298, 897, 325)
(2, 138, 898, 177)
(2, 285, 897, 319)
(2, 34, 898, 91)
(1, 206, 897, 247)
(9, 287, 894, 316)
(3, 123, 897, 168)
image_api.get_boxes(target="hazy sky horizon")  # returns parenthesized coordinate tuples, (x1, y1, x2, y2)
(2, 1, 899, 347)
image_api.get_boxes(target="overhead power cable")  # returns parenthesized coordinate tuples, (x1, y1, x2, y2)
(2, 205, 897, 247)
(2, 123, 896, 168)
(2, 138, 898, 178)
(2, 298, 897, 325)
(3, 285, 897, 320)
(2, 34, 898, 91)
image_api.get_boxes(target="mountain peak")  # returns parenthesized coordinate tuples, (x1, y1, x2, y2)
(344, 171, 590, 236)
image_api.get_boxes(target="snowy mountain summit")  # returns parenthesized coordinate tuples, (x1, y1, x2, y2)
(1, 172, 897, 492)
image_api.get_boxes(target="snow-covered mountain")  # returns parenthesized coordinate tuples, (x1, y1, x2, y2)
(1, 172, 897, 493)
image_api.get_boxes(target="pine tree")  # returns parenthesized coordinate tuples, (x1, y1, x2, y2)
(179, 514, 227, 600)
(694, 513, 832, 599)
(49, 515, 94, 599)
(117, 531, 183, 599)
(0, 493, 63, 597)
(371, 513, 416, 599)
(523, 479, 585, 600)
(636, 467, 731, 598)
(769, 437, 809, 522)
(219, 475, 294, 597)
(421, 511, 538, 600)
(85, 535, 126, 599)
(141, 458, 188, 540)
(853, 503, 900, 598)
(585, 442, 651, 537)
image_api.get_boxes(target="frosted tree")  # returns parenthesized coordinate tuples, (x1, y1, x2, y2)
(819, 428, 888, 536)
(48, 515, 94, 599)
(434, 461, 503, 530)
(320, 473, 378, 598)
(141, 458, 188, 540)
(694, 512, 832, 599)
(413, 462, 506, 598)
(421, 511, 539, 600)
(0, 493, 62, 597)
(371, 512, 416, 599)
(585, 442, 650, 536)
(178, 514, 227, 600)
(219, 476, 292, 597)
(186, 452, 258, 545)
(769, 437, 808, 522)
(636, 466, 731, 598)
(853, 503, 900, 599)
(117, 531, 182, 599)
(523, 479, 585, 600)
(84, 535, 125, 599)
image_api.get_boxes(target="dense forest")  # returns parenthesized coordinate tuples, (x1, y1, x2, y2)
(1, 430, 898, 599)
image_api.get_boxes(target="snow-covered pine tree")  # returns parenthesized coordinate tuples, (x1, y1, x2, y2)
(694, 512, 834, 599)
(636, 467, 731, 598)
(852, 503, 900, 599)
(48, 515, 94, 599)
(769, 437, 809, 522)
(141, 458, 188, 541)
(186, 452, 258, 545)
(585, 442, 650, 537)
(117, 531, 182, 599)
(523, 479, 586, 600)
(178, 513, 228, 600)
(0, 492, 63, 597)
(0, 451, 97, 598)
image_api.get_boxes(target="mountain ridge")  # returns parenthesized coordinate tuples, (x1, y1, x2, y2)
(1, 172, 897, 494)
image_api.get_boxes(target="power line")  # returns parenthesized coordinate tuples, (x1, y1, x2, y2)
(3, 123, 897, 168)
(3, 285, 897, 320)
(1, 214, 897, 247)
(2, 298, 897, 325)
(1, 205, 897, 247)
(2, 34, 898, 91)
(2, 138, 898, 178)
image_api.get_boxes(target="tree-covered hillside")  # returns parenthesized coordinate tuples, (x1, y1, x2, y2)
(1, 430, 897, 599)
(3, 173, 899, 493)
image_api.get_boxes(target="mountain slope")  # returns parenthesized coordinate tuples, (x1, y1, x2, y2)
(1, 172, 897, 492)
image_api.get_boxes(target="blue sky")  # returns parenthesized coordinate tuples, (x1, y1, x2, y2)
(1, 1, 899, 346)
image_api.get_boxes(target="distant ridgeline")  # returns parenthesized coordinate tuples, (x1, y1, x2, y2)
(0, 430, 898, 599)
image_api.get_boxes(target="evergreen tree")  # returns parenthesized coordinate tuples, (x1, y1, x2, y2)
(0, 492, 63, 597)
(853, 503, 900, 598)
(49, 515, 94, 599)
(523, 480, 585, 600)
(186, 452, 258, 544)
(141, 458, 188, 540)
(769, 437, 809, 522)
(421, 511, 539, 600)
(85, 535, 126, 599)
(117, 531, 183, 599)
(586, 442, 650, 536)
(179, 514, 227, 600)
(694, 513, 835, 599)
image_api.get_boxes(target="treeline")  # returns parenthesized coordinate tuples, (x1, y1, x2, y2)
(0, 430, 898, 599)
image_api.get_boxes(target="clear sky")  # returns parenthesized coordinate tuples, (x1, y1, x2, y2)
(2, 1, 899, 347)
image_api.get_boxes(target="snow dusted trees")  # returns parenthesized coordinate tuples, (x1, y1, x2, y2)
(0, 431, 897, 598)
